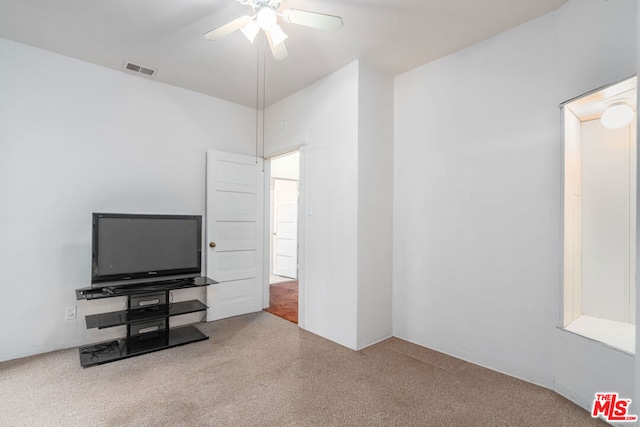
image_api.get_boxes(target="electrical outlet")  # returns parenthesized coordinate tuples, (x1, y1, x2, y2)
(65, 305, 77, 320)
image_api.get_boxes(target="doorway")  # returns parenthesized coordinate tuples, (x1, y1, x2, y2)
(265, 150, 300, 323)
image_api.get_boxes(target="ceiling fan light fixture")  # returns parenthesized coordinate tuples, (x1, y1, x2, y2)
(268, 24, 288, 46)
(256, 7, 278, 30)
(204, 0, 344, 62)
(240, 19, 260, 43)
(601, 101, 635, 129)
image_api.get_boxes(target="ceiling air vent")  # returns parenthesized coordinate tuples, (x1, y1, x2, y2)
(122, 61, 158, 78)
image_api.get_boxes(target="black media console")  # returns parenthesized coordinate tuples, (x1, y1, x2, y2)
(75, 276, 216, 368)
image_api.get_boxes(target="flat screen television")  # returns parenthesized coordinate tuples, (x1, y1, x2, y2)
(91, 213, 202, 287)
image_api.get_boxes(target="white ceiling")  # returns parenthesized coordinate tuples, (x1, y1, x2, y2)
(0, 0, 568, 108)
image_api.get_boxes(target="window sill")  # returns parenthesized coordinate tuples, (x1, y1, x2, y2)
(564, 315, 635, 355)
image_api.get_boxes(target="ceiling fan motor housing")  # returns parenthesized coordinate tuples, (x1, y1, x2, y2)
(237, 0, 282, 10)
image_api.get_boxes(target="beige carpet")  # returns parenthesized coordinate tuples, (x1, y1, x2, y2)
(0, 312, 605, 426)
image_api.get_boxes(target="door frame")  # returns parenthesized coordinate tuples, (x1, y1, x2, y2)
(263, 146, 306, 329)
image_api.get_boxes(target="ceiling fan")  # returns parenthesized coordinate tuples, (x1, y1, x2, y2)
(204, 0, 343, 61)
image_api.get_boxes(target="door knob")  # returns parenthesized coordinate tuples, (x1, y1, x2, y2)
(209, 242, 216, 248)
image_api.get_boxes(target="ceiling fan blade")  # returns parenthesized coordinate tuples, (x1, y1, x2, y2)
(266, 31, 288, 61)
(282, 9, 343, 31)
(204, 15, 252, 41)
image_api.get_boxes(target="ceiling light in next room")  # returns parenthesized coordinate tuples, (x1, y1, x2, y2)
(601, 101, 635, 129)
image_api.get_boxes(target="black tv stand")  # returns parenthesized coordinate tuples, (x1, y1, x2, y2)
(75, 276, 216, 367)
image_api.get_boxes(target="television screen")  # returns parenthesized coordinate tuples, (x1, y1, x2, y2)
(92, 213, 202, 287)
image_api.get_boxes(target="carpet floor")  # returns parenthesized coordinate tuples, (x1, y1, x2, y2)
(264, 280, 298, 324)
(0, 312, 605, 426)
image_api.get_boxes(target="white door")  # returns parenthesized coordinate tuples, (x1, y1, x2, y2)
(272, 179, 298, 278)
(206, 150, 264, 321)
(273, 179, 298, 279)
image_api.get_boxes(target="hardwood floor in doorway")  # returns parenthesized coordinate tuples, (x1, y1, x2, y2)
(264, 280, 298, 324)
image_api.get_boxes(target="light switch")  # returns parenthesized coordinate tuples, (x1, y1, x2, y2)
(306, 204, 313, 216)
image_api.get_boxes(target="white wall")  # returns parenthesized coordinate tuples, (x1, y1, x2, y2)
(264, 62, 360, 349)
(394, 7, 561, 387)
(636, 0, 640, 416)
(563, 109, 582, 326)
(264, 60, 394, 350)
(356, 61, 394, 349)
(554, 328, 635, 412)
(581, 120, 635, 323)
(394, 0, 637, 394)
(0, 37, 256, 361)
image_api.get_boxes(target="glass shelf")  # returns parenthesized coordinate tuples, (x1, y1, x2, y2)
(76, 276, 217, 300)
(85, 300, 208, 329)
(78, 325, 208, 367)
